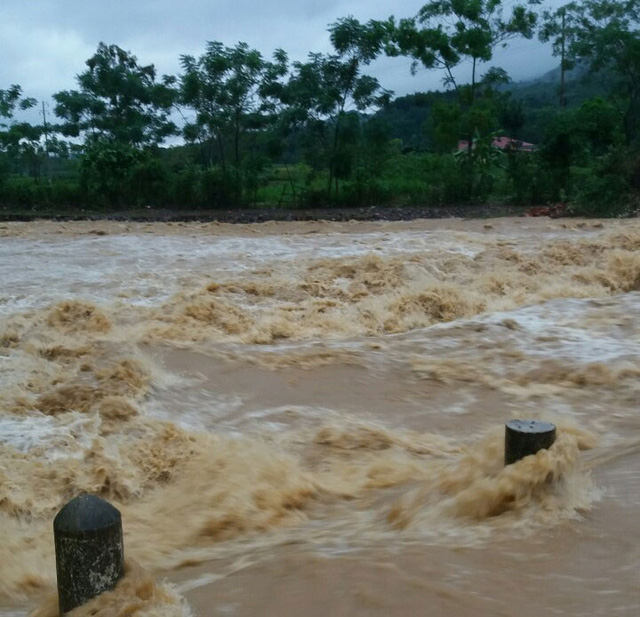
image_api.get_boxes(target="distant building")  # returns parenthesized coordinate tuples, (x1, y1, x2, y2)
(457, 136, 536, 152)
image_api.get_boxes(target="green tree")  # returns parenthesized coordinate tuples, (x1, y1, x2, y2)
(381, 1, 539, 201)
(52, 44, 177, 207)
(540, 0, 640, 144)
(0, 85, 36, 183)
(425, 68, 511, 199)
(53, 42, 177, 147)
(498, 95, 526, 138)
(2, 122, 47, 180)
(576, 97, 624, 154)
(537, 97, 623, 201)
(1, 85, 36, 119)
(282, 18, 391, 201)
(384, 0, 538, 148)
(385, 0, 538, 105)
(180, 42, 288, 205)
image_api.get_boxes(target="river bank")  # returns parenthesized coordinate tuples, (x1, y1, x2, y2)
(0, 203, 532, 223)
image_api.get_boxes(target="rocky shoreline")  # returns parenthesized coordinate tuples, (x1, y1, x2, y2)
(0, 204, 531, 223)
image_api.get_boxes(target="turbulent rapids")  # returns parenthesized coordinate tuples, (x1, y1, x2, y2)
(1, 218, 639, 617)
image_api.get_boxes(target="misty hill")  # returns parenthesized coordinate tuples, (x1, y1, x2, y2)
(376, 64, 606, 149)
(510, 63, 599, 106)
(518, 63, 586, 85)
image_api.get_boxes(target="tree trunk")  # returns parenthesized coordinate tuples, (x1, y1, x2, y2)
(216, 131, 226, 174)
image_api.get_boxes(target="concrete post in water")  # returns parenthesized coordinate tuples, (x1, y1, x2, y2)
(53, 494, 125, 615)
(505, 420, 556, 466)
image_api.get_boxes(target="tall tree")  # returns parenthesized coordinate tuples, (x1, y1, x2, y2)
(380, 1, 538, 200)
(53, 42, 177, 148)
(540, 0, 640, 144)
(0, 85, 37, 181)
(385, 0, 538, 103)
(180, 42, 288, 204)
(281, 18, 391, 200)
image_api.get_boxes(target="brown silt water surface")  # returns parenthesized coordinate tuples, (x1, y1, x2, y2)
(0, 217, 639, 616)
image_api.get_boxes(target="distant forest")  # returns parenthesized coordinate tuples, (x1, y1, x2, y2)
(1, 0, 639, 216)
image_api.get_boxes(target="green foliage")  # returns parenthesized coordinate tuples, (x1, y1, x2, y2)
(197, 167, 238, 207)
(386, 153, 466, 204)
(0, 86, 22, 120)
(170, 164, 201, 207)
(537, 98, 626, 200)
(80, 140, 145, 206)
(3, 3, 640, 216)
(375, 92, 445, 150)
(573, 147, 640, 215)
(1, 122, 53, 180)
(538, 111, 579, 199)
(0, 176, 82, 208)
(0, 85, 36, 120)
(54, 43, 177, 147)
(455, 131, 506, 201)
(385, 0, 538, 92)
(128, 156, 171, 206)
(299, 151, 477, 208)
(499, 150, 547, 203)
(180, 41, 287, 205)
(0, 85, 38, 185)
(430, 101, 463, 151)
(575, 97, 624, 154)
(280, 18, 392, 202)
(379, 2, 540, 201)
(498, 96, 525, 138)
(541, 0, 640, 144)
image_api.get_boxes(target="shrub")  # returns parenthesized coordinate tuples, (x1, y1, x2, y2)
(572, 148, 640, 217)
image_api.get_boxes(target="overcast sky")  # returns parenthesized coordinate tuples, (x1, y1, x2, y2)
(2, 0, 562, 110)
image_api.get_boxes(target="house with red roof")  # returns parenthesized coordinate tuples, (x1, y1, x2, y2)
(457, 136, 536, 152)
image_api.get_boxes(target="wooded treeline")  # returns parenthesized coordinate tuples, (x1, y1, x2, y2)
(1, 0, 639, 216)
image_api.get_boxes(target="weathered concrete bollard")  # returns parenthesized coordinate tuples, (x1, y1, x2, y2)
(53, 494, 124, 615)
(505, 420, 556, 466)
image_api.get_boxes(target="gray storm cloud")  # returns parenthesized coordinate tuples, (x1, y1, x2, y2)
(1, 0, 561, 105)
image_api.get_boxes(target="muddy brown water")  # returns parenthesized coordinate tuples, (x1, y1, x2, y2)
(0, 217, 638, 616)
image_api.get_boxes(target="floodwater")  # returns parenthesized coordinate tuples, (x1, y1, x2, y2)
(0, 217, 638, 616)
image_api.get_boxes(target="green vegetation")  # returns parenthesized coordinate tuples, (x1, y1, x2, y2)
(1, 0, 639, 216)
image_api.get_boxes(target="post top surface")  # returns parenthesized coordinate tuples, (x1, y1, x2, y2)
(53, 494, 121, 537)
(506, 419, 556, 434)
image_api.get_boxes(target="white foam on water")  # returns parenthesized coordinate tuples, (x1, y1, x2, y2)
(480, 293, 640, 363)
(0, 411, 100, 459)
(219, 404, 341, 430)
(0, 230, 486, 316)
(144, 387, 244, 433)
(379, 292, 640, 365)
